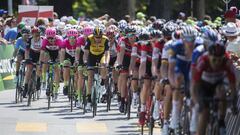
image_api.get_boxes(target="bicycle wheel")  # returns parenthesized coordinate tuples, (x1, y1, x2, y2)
(27, 81, 33, 106)
(212, 121, 219, 135)
(70, 78, 74, 112)
(47, 77, 53, 109)
(148, 99, 155, 135)
(180, 104, 190, 135)
(127, 87, 132, 120)
(15, 77, 20, 103)
(82, 79, 87, 114)
(92, 86, 97, 117)
(106, 78, 112, 112)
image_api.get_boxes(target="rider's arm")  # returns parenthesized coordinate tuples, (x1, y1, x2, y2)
(129, 45, 138, 72)
(168, 48, 176, 87)
(13, 38, 20, 58)
(139, 49, 147, 79)
(83, 38, 90, 63)
(104, 39, 110, 65)
(152, 46, 160, 76)
(75, 47, 80, 62)
(116, 40, 125, 66)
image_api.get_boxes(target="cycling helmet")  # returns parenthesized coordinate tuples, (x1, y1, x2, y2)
(150, 30, 162, 38)
(108, 24, 118, 32)
(45, 28, 56, 38)
(152, 20, 164, 30)
(138, 30, 150, 40)
(125, 25, 136, 34)
(31, 26, 40, 34)
(172, 30, 181, 40)
(67, 29, 78, 37)
(106, 29, 115, 37)
(181, 25, 197, 38)
(162, 23, 176, 37)
(38, 25, 46, 36)
(202, 29, 219, 46)
(208, 41, 225, 57)
(118, 20, 128, 32)
(93, 26, 103, 36)
(83, 26, 93, 36)
(21, 27, 31, 34)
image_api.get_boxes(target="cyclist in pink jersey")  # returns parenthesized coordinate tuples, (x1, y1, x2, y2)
(40, 28, 63, 101)
(60, 29, 81, 106)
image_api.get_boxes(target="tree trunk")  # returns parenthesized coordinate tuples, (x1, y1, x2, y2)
(148, 0, 163, 18)
(193, 0, 205, 19)
(128, 0, 136, 19)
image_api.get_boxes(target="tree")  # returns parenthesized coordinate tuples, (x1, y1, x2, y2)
(49, 0, 73, 17)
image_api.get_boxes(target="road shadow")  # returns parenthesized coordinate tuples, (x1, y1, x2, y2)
(0, 102, 16, 106)
(60, 115, 93, 120)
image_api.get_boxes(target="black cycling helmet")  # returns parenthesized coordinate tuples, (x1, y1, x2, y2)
(162, 23, 177, 37)
(93, 26, 103, 36)
(208, 41, 225, 57)
(125, 25, 136, 34)
(138, 30, 150, 40)
(150, 30, 162, 38)
(152, 20, 164, 30)
(21, 27, 31, 34)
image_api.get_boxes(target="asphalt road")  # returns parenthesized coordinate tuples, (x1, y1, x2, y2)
(0, 85, 161, 135)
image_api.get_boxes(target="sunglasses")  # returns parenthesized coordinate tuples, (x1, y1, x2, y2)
(47, 37, 55, 40)
(126, 33, 135, 38)
(69, 36, 76, 39)
(94, 36, 102, 39)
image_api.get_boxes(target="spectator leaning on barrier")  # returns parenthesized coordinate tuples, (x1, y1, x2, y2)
(4, 18, 21, 43)
(224, 9, 240, 28)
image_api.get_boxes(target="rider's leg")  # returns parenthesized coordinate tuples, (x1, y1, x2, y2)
(170, 74, 184, 129)
(63, 60, 70, 95)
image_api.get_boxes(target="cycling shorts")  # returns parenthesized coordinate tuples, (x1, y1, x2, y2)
(29, 49, 40, 63)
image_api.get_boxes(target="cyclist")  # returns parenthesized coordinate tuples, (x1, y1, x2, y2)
(156, 23, 177, 135)
(60, 29, 80, 100)
(76, 26, 93, 108)
(116, 25, 138, 113)
(13, 27, 31, 98)
(138, 30, 154, 125)
(193, 42, 237, 135)
(24, 26, 43, 97)
(40, 28, 63, 101)
(190, 28, 220, 134)
(83, 26, 110, 111)
(103, 28, 118, 99)
(168, 25, 197, 132)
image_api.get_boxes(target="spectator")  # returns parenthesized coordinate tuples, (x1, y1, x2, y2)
(224, 10, 240, 27)
(36, 18, 46, 27)
(53, 12, 58, 19)
(4, 18, 18, 43)
(4, 18, 12, 36)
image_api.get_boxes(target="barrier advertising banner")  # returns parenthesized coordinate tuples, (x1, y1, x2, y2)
(18, 5, 54, 24)
(0, 45, 15, 91)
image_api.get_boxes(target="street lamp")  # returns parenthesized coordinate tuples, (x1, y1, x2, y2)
(222, 0, 231, 11)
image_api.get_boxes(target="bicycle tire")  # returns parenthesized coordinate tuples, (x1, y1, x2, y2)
(47, 77, 53, 109)
(212, 121, 219, 135)
(180, 104, 190, 135)
(27, 81, 33, 106)
(15, 78, 19, 103)
(92, 86, 97, 117)
(70, 78, 74, 112)
(106, 78, 112, 112)
(148, 100, 155, 135)
(127, 87, 132, 120)
(82, 79, 87, 114)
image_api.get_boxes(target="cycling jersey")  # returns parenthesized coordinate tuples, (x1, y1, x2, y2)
(15, 37, 29, 51)
(194, 53, 236, 84)
(191, 44, 205, 68)
(169, 40, 192, 83)
(41, 35, 63, 61)
(161, 40, 173, 60)
(140, 41, 153, 77)
(62, 38, 80, 57)
(26, 37, 43, 63)
(41, 35, 63, 51)
(85, 35, 109, 56)
(109, 39, 118, 58)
